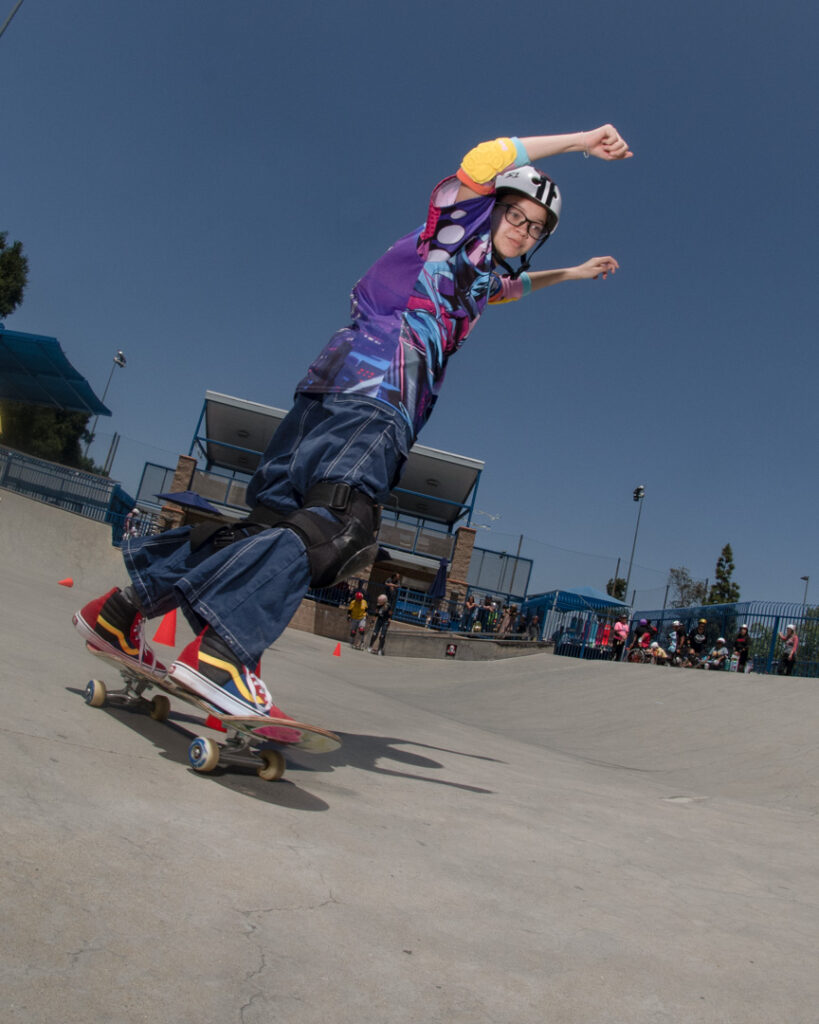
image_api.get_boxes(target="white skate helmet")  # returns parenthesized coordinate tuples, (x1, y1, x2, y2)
(494, 165, 562, 239)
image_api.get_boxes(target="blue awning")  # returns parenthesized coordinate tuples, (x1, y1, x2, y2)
(0, 326, 111, 416)
(522, 586, 629, 615)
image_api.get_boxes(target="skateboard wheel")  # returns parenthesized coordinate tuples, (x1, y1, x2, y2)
(188, 736, 220, 773)
(149, 694, 171, 722)
(84, 679, 107, 708)
(257, 749, 286, 781)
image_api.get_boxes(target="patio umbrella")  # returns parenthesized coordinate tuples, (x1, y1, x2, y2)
(427, 557, 449, 600)
(156, 490, 221, 515)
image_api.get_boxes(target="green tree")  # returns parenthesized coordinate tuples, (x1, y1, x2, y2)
(707, 544, 740, 605)
(0, 400, 103, 472)
(0, 231, 29, 317)
(606, 576, 627, 600)
(668, 566, 708, 608)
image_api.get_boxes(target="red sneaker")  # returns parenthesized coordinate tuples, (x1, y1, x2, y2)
(74, 588, 167, 679)
(169, 629, 288, 719)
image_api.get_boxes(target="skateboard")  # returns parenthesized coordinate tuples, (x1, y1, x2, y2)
(82, 644, 341, 780)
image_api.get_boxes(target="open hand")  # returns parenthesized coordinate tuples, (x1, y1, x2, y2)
(575, 256, 620, 280)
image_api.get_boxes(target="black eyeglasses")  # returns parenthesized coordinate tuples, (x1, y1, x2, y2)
(497, 203, 548, 240)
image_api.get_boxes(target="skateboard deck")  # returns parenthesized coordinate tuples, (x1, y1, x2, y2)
(82, 643, 341, 779)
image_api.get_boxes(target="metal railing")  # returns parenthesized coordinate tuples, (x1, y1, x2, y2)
(0, 445, 116, 518)
(305, 577, 536, 638)
(0, 445, 148, 545)
(630, 600, 819, 677)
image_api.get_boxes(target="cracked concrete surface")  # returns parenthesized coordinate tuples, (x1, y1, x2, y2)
(2, 491, 819, 1023)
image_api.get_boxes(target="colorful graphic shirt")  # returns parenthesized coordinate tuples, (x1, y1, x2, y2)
(296, 148, 531, 439)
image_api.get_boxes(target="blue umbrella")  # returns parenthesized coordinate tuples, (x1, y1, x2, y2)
(156, 490, 221, 514)
(427, 557, 449, 600)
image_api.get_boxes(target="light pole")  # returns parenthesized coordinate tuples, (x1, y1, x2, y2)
(0, 1, 26, 42)
(800, 575, 809, 606)
(624, 485, 645, 606)
(84, 349, 126, 458)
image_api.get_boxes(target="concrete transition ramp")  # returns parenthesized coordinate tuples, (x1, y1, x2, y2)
(2, 490, 818, 1023)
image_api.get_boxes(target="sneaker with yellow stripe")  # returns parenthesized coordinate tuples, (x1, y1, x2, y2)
(73, 587, 167, 679)
(169, 628, 285, 719)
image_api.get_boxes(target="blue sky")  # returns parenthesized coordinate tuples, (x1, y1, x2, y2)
(2, 0, 817, 606)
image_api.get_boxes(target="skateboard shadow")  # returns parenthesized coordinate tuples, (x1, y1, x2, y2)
(68, 688, 504, 801)
(292, 732, 501, 794)
(66, 687, 332, 811)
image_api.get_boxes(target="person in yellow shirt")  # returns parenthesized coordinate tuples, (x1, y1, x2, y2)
(347, 591, 368, 649)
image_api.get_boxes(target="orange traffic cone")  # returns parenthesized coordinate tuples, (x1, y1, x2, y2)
(58, 578, 74, 588)
(333, 642, 342, 657)
(152, 609, 177, 646)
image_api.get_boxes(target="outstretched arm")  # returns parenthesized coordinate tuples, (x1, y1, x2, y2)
(455, 125, 632, 202)
(527, 257, 620, 291)
(519, 125, 632, 162)
(488, 257, 620, 305)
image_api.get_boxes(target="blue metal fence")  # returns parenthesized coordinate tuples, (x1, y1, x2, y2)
(306, 576, 535, 637)
(0, 445, 146, 545)
(631, 600, 819, 677)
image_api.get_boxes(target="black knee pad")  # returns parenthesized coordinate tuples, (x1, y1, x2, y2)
(191, 482, 379, 589)
(278, 481, 380, 589)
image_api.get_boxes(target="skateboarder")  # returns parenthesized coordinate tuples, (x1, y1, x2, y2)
(368, 593, 392, 655)
(74, 124, 632, 717)
(347, 590, 368, 648)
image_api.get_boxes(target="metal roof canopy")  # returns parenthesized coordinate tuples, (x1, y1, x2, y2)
(0, 326, 111, 416)
(196, 391, 483, 527)
(522, 587, 630, 614)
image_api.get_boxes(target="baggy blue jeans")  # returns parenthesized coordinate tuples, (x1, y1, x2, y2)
(122, 394, 413, 666)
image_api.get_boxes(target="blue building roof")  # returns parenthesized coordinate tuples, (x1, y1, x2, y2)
(522, 586, 629, 614)
(0, 325, 111, 416)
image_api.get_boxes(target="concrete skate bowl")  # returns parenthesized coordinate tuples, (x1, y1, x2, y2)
(344, 647, 819, 814)
(5, 484, 817, 816)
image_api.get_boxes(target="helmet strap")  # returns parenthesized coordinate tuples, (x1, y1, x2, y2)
(493, 231, 551, 280)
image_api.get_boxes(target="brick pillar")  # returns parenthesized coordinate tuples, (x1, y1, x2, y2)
(157, 454, 197, 531)
(449, 525, 476, 591)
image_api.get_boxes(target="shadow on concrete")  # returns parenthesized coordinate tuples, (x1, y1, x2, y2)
(299, 732, 500, 794)
(66, 687, 331, 811)
(66, 688, 500, 802)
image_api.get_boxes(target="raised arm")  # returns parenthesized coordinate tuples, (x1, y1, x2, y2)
(519, 125, 632, 163)
(456, 125, 632, 201)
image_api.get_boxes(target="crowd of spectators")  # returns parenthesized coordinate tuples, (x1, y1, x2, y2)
(618, 616, 799, 673)
(333, 575, 804, 674)
(453, 596, 540, 640)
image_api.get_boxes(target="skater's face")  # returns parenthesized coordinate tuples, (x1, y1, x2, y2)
(491, 196, 548, 260)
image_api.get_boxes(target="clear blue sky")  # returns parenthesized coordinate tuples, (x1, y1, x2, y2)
(2, 0, 817, 606)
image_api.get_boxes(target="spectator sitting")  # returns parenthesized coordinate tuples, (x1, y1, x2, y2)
(649, 641, 668, 665)
(667, 620, 686, 661)
(705, 637, 730, 671)
(629, 619, 652, 652)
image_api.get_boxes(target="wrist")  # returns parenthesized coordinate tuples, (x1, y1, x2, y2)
(580, 130, 593, 158)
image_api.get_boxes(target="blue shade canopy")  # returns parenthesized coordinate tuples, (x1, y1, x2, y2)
(0, 326, 111, 416)
(156, 490, 221, 514)
(522, 586, 629, 615)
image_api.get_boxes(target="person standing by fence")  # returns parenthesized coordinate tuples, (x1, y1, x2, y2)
(733, 624, 751, 672)
(611, 615, 629, 661)
(778, 624, 798, 675)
